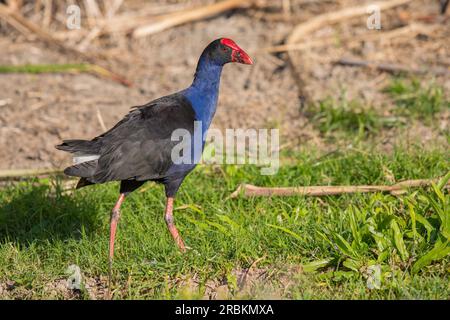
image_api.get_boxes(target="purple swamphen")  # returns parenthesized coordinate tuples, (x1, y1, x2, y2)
(56, 38, 253, 264)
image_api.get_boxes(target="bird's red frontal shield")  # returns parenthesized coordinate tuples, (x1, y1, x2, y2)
(220, 38, 253, 65)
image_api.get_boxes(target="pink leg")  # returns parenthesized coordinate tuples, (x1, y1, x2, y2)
(164, 197, 186, 252)
(109, 193, 125, 264)
(108, 193, 125, 298)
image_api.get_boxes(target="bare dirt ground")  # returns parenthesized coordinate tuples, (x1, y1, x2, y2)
(0, 0, 448, 170)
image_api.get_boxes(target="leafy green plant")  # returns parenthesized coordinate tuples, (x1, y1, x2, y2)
(303, 171, 450, 288)
(411, 173, 450, 273)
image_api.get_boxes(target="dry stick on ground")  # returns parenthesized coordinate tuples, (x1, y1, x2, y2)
(264, 23, 435, 53)
(105, 0, 124, 19)
(6, 0, 22, 11)
(95, 3, 193, 35)
(0, 4, 30, 37)
(42, 0, 52, 28)
(336, 57, 450, 77)
(228, 178, 449, 199)
(284, 0, 414, 106)
(282, 0, 291, 20)
(95, 106, 108, 132)
(0, 4, 132, 87)
(76, 0, 124, 51)
(132, 0, 258, 38)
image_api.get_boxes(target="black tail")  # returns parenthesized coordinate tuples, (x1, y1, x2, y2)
(56, 139, 99, 154)
(64, 160, 97, 178)
(75, 177, 95, 189)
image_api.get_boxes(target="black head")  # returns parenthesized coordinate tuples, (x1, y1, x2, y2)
(201, 38, 253, 66)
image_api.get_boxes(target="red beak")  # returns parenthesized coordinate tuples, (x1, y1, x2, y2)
(220, 38, 253, 65)
(232, 49, 253, 65)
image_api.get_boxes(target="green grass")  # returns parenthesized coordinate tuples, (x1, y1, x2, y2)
(306, 98, 399, 142)
(385, 78, 448, 121)
(0, 147, 448, 299)
(305, 80, 448, 144)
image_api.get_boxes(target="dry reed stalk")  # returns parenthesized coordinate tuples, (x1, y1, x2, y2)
(336, 57, 450, 76)
(0, 3, 132, 86)
(132, 0, 257, 38)
(228, 178, 448, 199)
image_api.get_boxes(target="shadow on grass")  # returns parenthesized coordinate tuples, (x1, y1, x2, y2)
(0, 183, 102, 246)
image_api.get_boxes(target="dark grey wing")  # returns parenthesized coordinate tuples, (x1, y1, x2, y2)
(67, 93, 196, 184)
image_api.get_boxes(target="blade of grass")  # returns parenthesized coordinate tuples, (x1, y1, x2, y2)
(266, 223, 303, 241)
(412, 235, 450, 273)
(391, 220, 409, 261)
(302, 258, 333, 273)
